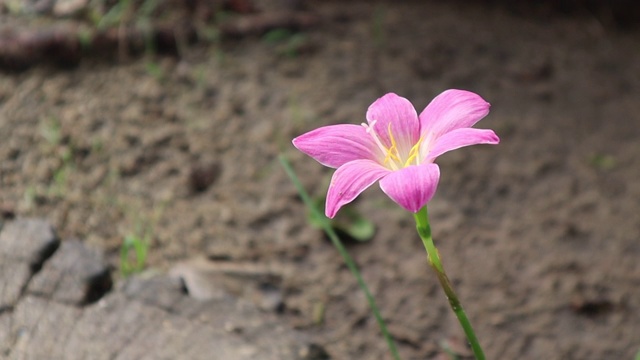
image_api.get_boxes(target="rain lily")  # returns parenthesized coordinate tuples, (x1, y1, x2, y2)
(293, 90, 499, 218)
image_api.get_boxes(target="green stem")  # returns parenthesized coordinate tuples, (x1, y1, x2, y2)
(414, 207, 485, 360)
(279, 155, 401, 360)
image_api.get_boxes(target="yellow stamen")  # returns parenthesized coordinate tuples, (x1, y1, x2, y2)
(384, 123, 401, 165)
(366, 120, 423, 170)
(404, 137, 423, 167)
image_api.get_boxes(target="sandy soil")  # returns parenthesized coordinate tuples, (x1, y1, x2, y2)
(1, 1, 640, 359)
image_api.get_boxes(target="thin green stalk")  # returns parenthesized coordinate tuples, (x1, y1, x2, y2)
(279, 155, 401, 360)
(414, 206, 485, 360)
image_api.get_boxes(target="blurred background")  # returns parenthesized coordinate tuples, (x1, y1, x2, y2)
(1, 0, 639, 359)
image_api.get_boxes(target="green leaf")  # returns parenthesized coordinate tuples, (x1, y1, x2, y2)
(339, 216, 375, 242)
(306, 197, 376, 242)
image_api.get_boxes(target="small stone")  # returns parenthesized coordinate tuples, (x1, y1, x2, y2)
(188, 162, 221, 193)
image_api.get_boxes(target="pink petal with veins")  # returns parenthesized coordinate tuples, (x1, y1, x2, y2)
(379, 164, 440, 213)
(293, 124, 381, 169)
(325, 159, 390, 218)
(366, 93, 420, 157)
(419, 89, 490, 139)
(426, 128, 500, 162)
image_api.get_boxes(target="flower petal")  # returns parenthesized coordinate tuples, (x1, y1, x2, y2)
(366, 93, 420, 156)
(425, 128, 500, 162)
(379, 164, 440, 213)
(419, 89, 490, 139)
(326, 160, 390, 218)
(293, 124, 381, 168)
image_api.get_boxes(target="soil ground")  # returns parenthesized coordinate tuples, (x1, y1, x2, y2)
(1, 1, 640, 359)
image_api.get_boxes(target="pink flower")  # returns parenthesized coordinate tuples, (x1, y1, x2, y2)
(293, 90, 499, 218)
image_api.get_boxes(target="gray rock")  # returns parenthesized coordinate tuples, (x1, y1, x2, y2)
(170, 256, 285, 312)
(6, 275, 314, 360)
(0, 219, 323, 359)
(7, 296, 83, 359)
(121, 272, 187, 310)
(0, 219, 59, 310)
(0, 218, 59, 265)
(27, 239, 112, 305)
(0, 260, 31, 311)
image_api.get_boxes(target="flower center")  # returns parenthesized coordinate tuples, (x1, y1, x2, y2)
(362, 121, 423, 171)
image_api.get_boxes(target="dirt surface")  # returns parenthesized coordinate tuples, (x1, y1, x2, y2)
(1, 1, 640, 359)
